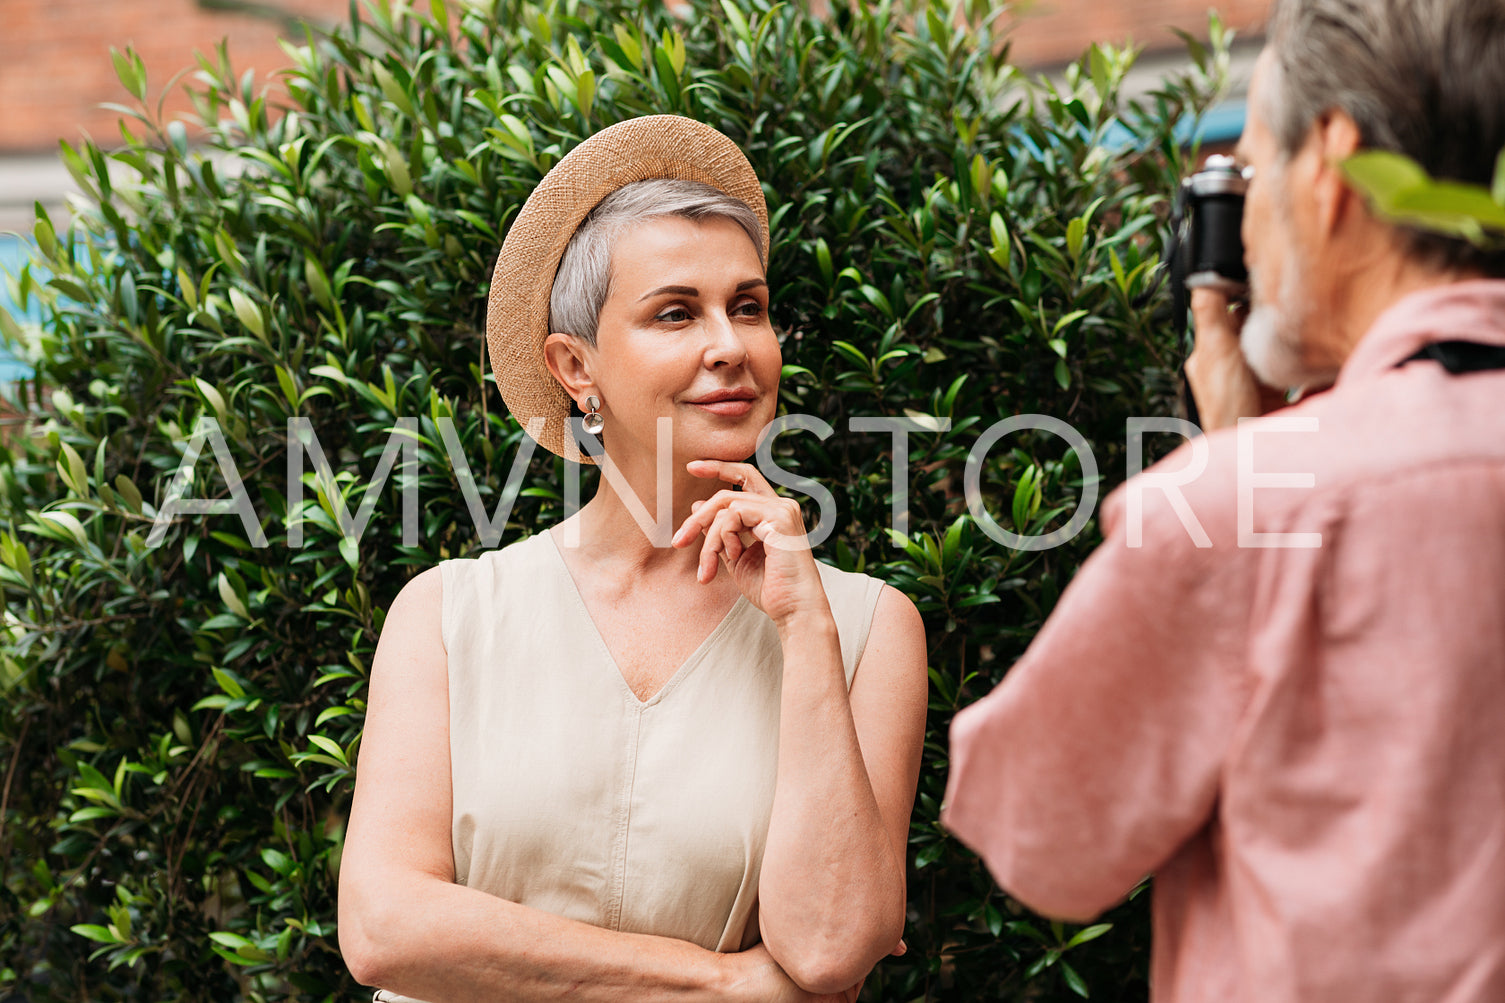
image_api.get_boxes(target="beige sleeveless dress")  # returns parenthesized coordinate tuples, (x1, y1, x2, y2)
(373, 530, 882, 999)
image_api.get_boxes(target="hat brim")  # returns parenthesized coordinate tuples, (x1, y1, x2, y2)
(485, 115, 770, 464)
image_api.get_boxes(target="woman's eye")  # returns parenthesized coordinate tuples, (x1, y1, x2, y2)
(734, 300, 764, 317)
(656, 307, 691, 323)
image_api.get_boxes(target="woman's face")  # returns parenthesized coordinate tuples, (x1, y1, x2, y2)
(580, 215, 781, 466)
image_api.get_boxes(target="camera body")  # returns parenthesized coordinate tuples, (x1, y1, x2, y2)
(1181, 154, 1251, 297)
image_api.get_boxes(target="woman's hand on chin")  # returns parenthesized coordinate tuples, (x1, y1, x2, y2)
(670, 459, 831, 629)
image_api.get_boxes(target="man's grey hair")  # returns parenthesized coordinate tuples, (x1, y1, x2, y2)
(548, 178, 765, 346)
(1265, 0, 1505, 276)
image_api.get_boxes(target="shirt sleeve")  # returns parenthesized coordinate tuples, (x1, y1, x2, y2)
(941, 472, 1249, 921)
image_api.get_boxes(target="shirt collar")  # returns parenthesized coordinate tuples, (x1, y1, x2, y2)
(1336, 279, 1505, 386)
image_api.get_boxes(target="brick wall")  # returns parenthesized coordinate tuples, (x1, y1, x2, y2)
(0, 0, 350, 153)
(1002, 0, 1272, 67)
(0, 0, 1271, 154)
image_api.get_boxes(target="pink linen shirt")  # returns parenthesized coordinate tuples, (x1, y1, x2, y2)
(942, 280, 1505, 1003)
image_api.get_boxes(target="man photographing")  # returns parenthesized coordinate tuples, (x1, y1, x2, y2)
(942, 1, 1505, 1001)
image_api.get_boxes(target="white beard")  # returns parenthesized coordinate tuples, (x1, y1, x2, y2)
(1241, 246, 1338, 391)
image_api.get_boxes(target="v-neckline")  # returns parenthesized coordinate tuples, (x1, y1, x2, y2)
(542, 529, 751, 707)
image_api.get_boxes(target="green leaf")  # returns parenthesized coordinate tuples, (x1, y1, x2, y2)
(1341, 150, 1430, 204)
(217, 573, 250, 619)
(913, 841, 945, 868)
(969, 154, 992, 203)
(377, 137, 413, 197)
(110, 47, 146, 101)
(575, 69, 596, 121)
(372, 62, 415, 118)
(209, 931, 254, 950)
(1109, 247, 1127, 292)
(984, 900, 1003, 937)
(276, 365, 300, 410)
(315, 705, 357, 726)
(613, 23, 644, 71)
(1061, 959, 1090, 997)
(194, 376, 228, 421)
(73, 924, 122, 945)
(988, 211, 1011, 271)
(38, 511, 89, 547)
(664, 28, 686, 76)
(58, 441, 88, 496)
(1011, 464, 1040, 533)
(1053, 309, 1089, 335)
(653, 45, 682, 107)
(814, 238, 833, 287)
(307, 734, 348, 764)
(228, 288, 265, 341)
(304, 254, 334, 311)
(199, 613, 244, 632)
(211, 667, 245, 699)
(1065, 923, 1113, 948)
(1066, 216, 1086, 260)
(1342, 150, 1505, 245)
(707, 0, 747, 48)
(1088, 43, 1110, 100)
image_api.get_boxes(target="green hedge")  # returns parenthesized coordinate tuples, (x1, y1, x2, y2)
(0, 1, 1227, 999)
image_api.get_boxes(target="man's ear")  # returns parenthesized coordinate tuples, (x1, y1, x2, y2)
(543, 332, 595, 403)
(1313, 109, 1365, 237)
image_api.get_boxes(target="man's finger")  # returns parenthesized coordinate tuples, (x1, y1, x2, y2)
(1189, 287, 1242, 353)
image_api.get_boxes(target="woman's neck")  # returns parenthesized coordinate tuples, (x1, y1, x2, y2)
(557, 450, 724, 576)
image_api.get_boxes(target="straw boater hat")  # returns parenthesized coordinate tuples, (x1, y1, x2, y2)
(485, 115, 770, 462)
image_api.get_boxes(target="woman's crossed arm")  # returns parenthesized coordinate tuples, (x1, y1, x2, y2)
(338, 567, 860, 1003)
(672, 461, 931, 995)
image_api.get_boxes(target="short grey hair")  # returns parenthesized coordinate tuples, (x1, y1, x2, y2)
(1263, 0, 1505, 276)
(548, 178, 765, 346)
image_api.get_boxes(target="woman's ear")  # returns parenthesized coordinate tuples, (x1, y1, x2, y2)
(543, 332, 595, 403)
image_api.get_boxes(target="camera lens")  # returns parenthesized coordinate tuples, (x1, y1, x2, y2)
(1184, 155, 1249, 295)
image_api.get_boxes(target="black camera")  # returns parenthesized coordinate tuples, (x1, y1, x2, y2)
(1180, 154, 1251, 297)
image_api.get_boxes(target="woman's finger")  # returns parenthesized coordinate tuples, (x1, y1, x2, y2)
(672, 488, 741, 547)
(712, 507, 748, 566)
(698, 506, 750, 583)
(685, 458, 777, 497)
(673, 489, 782, 548)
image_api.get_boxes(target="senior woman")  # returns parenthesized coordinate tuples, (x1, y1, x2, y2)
(337, 115, 929, 1002)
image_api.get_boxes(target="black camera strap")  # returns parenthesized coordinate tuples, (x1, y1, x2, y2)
(1166, 188, 1202, 427)
(1397, 340, 1505, 374)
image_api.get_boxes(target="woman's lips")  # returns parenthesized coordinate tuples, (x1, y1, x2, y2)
(688, 398, 755, 417)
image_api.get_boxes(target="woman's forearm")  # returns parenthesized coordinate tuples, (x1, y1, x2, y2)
(757, 612, 908, 994)
(342, 872, 745, 1003)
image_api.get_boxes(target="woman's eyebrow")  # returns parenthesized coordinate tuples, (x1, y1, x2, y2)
(638, 278, 767, 301)
(639, 284, 698, 301)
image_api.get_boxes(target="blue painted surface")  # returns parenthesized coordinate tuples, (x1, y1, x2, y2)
(0, 234, 38, 383)
(1101, 98, 1246, 151)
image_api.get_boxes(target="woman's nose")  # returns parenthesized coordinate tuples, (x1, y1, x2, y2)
(704, 310, 749, 368)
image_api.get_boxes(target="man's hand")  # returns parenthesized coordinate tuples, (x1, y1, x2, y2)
(1186, 288, 1288, 431)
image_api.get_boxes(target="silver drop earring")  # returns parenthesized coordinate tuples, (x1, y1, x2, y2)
(582, 394, 605, 435)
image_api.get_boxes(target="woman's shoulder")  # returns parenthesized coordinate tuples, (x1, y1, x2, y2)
(438, 531, 555, 583)
(812, 560, 893, 683)
(813, 559, 887, 610)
